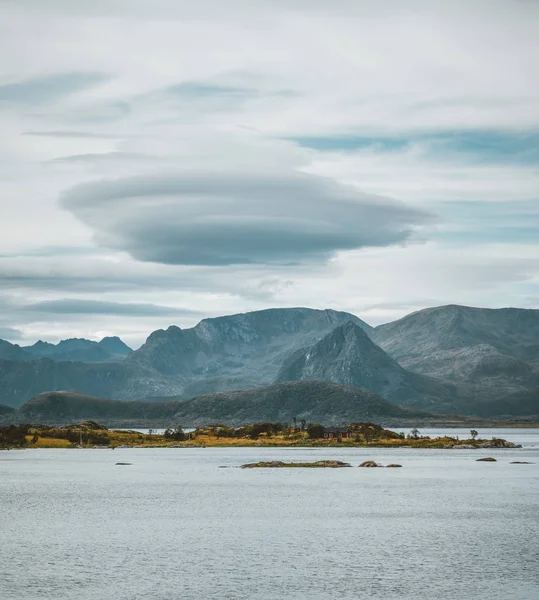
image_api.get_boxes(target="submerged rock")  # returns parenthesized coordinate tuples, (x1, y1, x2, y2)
(386, 464, 403, 468)
(115, 462, 132, 465)
(510, 461, 533, 464)
(476, 457, 497, 462)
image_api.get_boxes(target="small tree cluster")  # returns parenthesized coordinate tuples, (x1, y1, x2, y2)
(164, 426, 186, 441)
(0, 425, 30, 448)
(235, 422, 285, 440)
(306, 424, 325, 439)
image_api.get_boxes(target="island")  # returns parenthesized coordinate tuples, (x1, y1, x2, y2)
(0, 420, 521, 449)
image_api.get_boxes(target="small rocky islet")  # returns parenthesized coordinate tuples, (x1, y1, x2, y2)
(241, 460, 403, 468)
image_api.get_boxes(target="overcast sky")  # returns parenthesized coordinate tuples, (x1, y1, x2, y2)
(1, 0, 538, 347)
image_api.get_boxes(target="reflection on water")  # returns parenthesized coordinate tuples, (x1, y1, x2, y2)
(1, 435, 538, 600)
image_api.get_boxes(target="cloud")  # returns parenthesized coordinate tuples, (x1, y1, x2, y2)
(0, 72, 108, 106)
(23, 130, 121, 139)
(22, 299, 202, 317)
(60, 170, 428, 266)
(0, 326, 23, 341)
(0, 0, 538, 345)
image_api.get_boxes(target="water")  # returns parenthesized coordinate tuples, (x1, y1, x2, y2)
(1, 430, 539, 600)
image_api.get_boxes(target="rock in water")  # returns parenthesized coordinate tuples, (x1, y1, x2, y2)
(359, 460, 381, 467)
(476, 457, 497, 462)
(115, 462, 132, 465)
(386, 464, 402, 468)
(241, 460, 351, 468)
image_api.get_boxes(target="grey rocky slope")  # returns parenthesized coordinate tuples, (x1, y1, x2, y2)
(23, 336, 132, 363)
(127, 307, 370, 391)
(372, 305, 539, 398)
(7, 381, 429, 427)
(276, 321, 457, 411)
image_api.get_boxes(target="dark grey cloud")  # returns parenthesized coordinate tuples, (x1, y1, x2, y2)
(61, 171, 429, 266)
(22, 299, 202, 317)
(0, 73, 108, 106)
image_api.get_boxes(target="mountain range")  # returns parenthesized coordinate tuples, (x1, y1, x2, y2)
(0, 336, 132, 363)
(0, 305, 538, 419)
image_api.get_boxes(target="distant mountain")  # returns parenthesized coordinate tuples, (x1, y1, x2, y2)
(98, 336, 132, 356)
(2, 305, 538, 418)
(372, 305, 539, 398)
(24, 336, 132, 363)
(277, 321, 457, 411)
(0, 308, 368, 408)
(7, 381, 429, 427)
(0, 358, 178, 408)
(128, 307, 369, 391)
(0, 340, 31, 361)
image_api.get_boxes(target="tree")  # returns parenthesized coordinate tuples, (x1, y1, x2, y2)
(300, 419, 306, 431)
(306, 424, 325, 439)
(409, 428, 420, 440)
(164, 425, 186, 441)
(470, 429, 478, 440)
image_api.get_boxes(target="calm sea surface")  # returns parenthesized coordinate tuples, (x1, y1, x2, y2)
(1, 428, 538, 600)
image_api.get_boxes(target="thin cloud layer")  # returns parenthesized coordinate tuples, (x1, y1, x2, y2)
(22, 299, 202, 317)
(61, 171, 428, 266)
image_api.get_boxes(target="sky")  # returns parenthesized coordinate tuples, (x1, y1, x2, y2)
(0, 0, 538, 347)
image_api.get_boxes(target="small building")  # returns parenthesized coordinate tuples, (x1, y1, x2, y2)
(324, 427, 352, 440)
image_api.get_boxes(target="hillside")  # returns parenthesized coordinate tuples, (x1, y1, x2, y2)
(468, 387, 539, 418)
(0, 358, 179, 408)
(7, 382, 429, 427)
(372, 305, 539, 399)
(277, 321, 457, 411)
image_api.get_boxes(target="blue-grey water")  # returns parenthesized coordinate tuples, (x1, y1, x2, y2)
(1, 428, 538, 600)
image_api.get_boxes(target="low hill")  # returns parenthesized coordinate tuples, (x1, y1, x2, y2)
(7, 382, 430, 427)
(277, 322, 457, 411)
